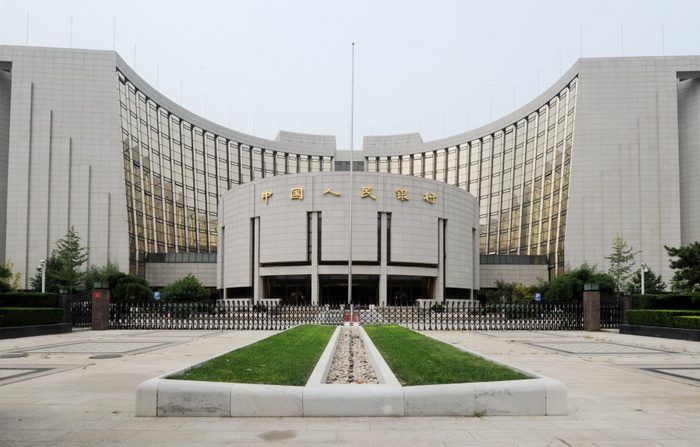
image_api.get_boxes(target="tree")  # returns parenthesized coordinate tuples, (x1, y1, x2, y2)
(628, 268, 666, 294)
(606, 236, 639, 295)
(160, 274, 210, 303)
(0, 262, 13, 293)
(84, 262, 125, 291)
(535, 263, 615, 303)
(113, 274, 153, 303)
(481, 280, 535, 304)
(665, 242, 700, 292)
(1, 261, 22, 291)
(30, 255, 61, 293)
(49, 227, 88, 295)
(83, 262, 153, 303)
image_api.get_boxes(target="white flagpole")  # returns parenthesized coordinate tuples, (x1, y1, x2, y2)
(348, 42, 355, 306)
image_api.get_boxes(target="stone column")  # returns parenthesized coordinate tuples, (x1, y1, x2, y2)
(310, 212, 319, 305)
(58, 294, 72, 324)
(619, 295, 632, 324)
(252, 217, 261, 303)
(434, 218, 446, 302)
(91, 288, 111, 330)
(378, 213, 388, 306)
(583, 291, 601, 331)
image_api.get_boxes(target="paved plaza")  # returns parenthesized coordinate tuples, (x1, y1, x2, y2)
(1, 328, 699, 446)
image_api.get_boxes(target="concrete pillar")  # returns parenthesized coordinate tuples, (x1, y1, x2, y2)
(434, 218, 446, 302)
(58, 294, 72, 324)
(619, 295, 632, 324)
(91, 288, 111, 330)
(583, 291, 601, 331)
(311, 212, 319, 305)
(252, 217, 261, 303)
(378, 213, 388, 306)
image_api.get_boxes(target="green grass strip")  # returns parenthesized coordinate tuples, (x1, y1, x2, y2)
(364, 325, 529, 386)
(169, 325, 335, 386)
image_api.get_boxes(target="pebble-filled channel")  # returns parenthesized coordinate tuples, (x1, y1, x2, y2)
(325, 327, 379, 384)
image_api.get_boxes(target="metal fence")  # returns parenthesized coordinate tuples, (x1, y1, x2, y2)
(70, 301, 593, 331)
(70, 300, 92, 328)
(601, 296, 623, 329)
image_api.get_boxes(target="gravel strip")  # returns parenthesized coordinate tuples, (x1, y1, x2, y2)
(325, 327, 379, 384)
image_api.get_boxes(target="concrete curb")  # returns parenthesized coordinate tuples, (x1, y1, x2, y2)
(135, 326, 568, 417)
(304, 327, 404, 416)
(306, 326, 341, 384)
(0, 323, 72, 339)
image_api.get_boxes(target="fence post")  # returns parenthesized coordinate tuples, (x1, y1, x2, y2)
(583, 290, 601, 331)
(58, 294, 72, 324)
(91, 288, 111, 330)
(619, 295, 631, 324)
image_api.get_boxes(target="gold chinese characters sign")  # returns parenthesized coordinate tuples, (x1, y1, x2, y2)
(322, 188, 341, 197)
(290, 187, 304, 200)
(259, 186, 436, 204)
(361, 186, 376, 200)
(394, 189, 409, 201)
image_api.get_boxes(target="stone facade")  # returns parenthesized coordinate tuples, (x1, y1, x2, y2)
(218, 172, 479, 304)
(0, 45, 699, 293)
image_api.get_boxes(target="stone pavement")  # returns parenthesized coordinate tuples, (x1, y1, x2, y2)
(1, 328, 699, 446)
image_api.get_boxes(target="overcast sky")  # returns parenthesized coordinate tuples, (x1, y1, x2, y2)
(1, 0, 699, 148)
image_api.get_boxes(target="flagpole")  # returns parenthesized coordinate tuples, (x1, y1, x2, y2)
(348, 42, 355, 306)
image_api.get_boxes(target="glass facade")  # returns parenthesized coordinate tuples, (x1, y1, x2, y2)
(118, 68, 576, 276)
(117, 71, 334, 274)
(366, 79, 578, 275)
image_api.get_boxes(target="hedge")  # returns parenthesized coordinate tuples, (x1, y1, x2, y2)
(674, 316, 700, 330)
(0, 307, 64, 327)
(626, 309, 700, 329)
(631, 294, 700, 310)
(0, 292, 62, 308)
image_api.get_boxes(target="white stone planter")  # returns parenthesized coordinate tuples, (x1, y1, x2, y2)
(135, 326, 567, 417)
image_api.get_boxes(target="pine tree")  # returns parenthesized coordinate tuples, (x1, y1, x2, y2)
(628, 268, 666, 294)
(666, 242, 700, 292)
(30, 255, 61, 292)
(48, 227, 89, 295)
(605, 236, 639, 295)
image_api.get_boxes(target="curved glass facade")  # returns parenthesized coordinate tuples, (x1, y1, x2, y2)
(118, 68, 576, 276)
(365, 78, 578, 275)
(117, 71, 333, 273)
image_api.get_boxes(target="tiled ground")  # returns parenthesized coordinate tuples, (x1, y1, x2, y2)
(642, 366, 700, 383)
(0, 367, 48, 380)
(1, 328, 699, 446)
(525, 341, 675, 354)
(18, 341, 172, 354)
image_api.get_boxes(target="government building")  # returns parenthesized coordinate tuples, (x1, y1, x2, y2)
(0, 45, 699, 304)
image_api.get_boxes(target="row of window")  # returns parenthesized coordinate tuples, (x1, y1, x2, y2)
(118, 70, 577, 276)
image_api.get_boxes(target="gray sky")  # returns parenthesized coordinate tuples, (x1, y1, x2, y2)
(1, 0, 699, 148)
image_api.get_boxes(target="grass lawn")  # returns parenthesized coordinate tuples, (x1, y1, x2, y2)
(364, 325, 529, 386)
(169, 325, 335, 386)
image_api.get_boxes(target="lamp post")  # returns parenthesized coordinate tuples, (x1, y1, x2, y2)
(640, 263, 648, 295)
(39, 259, 46, 293)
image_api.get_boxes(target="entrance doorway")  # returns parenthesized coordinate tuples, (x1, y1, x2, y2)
(264, 275, 311, 305)
(319, 274, 379, 307)
(387, 276, 432, 306)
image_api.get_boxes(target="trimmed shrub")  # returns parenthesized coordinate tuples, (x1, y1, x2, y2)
(160, 274, 210, 303)
(0, 292, 62, 308)
(0, 307, 64, 327)
(631, 294, 700, 310)
(626, 309, 700, 328)
(673, 316, 700, 330)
